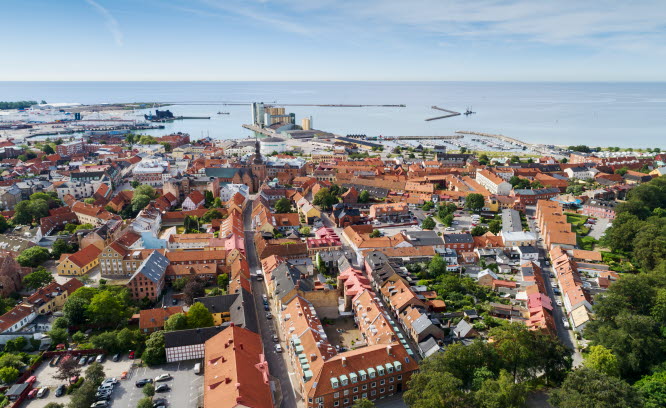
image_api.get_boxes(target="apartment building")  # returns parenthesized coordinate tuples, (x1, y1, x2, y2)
(476, 169, 512, 195)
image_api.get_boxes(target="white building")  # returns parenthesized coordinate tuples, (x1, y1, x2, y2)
(54, 180, 101, 200)
(133, 158, 169, 187)
(564, 166, 599, 180)
(476, 169, 512, 195)
(260, 137, 287, 155)
(501, 231, 537, 247)
(219, 183, 250, 202)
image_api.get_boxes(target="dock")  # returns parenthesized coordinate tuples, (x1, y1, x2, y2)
(425, 106, 461, 121)
(371, 135, 464, 141)
(242, 123, 277, 137)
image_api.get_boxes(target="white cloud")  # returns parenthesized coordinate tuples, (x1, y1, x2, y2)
(84, 0, 123, 46)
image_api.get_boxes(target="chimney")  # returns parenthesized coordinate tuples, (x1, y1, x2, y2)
(341, 356, 347, 367)
(386, 345, 392, 356)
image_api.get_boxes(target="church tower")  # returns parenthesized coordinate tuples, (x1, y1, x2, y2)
(251, 137, 267, 191)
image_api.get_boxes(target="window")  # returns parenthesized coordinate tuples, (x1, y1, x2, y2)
(344, 390, 349, 396)
(371, 390, 376, 396)
(389, 385, 394, 391)
(353, 396, 359, 401)
(344, 399, 349, 404)
(362, 393, 367, 399)
(334, 402, 339, 407)
(380, 388, 385, 393)
(389, 377, 394, 383)
(353, 387, 358, 393)
(380, 379, 385, 385)
(371, 382, 376, 388)
(362, 385, 367, 391)
(334, 393, 339, 399)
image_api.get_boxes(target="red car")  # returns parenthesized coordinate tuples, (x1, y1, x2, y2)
(128, 351, 135, 359)
(25, 376, 37, 385)
(27, 389, 39, 399)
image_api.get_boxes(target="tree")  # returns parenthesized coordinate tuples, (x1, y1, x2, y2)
(274, 197, 292, 213)
(44, 403, 64, 408)
(358, 190, 370, 203)
(313, 188, 338, 210)
(471, 226, 488, 236)
(85, 362, 105, 387)
(48, 327, 69, 345)
(91, 331, 120, 352)
(0, 354, 24, 370)
(474, 370, 526, 408)
(131, 180, 140, 189)
(53, 316, 69, 330)
(71, 331, 86, 343)
(172, 277, 189, 291)
(421, 216, 436, 230)
(202, 209, 223, 222)
(142, 331, 166, 366)
(442, 213, 454, 227)
(634, 369, 666, 408)
(54, 356, 80, 381)
(0, 366, 19, 383)
(204, 190, 214, 208)
(137, 397, 154, 408)
(566, 184, 583, 196)
(164, 313, 188, 331)
(298, 226, 311, 236)
(352, 398, 376, 408)
(0, 215, 9, 233)
(183, 280, 205, 305)
(22, 266, 54, 289)
(478, 154, 490, 165)
(132, 194, 151, 212)
(160, 142, 172, 152)
(422, 201, 434, 211)
(584, 345, 620, 377)
(52, 238, 75, 259)
(404, 370, 470, 408)
(550, 368, 642, 408)
(488, 220, 501, 234)
(369, 229, 381, 238)
(87, 291, 126, 326)
(17, 246, 50, 267)
(427, 254, 447, 278)
(4, 336, 27, 352)
(217, 273, 229, 289)
(42, 144, 55, 154)
(142, 383, 155, 398)
(465, 193, 485, 212)
(187, 302, 214, 328)
(68, 380, 97, 408)
(509, 176, 531, 189)
(63, 296, 88, 325)
(138, 135, 158, 144)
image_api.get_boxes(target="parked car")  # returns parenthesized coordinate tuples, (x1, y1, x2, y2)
(37, 387, 49, 398)
(50, 356, 60, 366)
(128, 351, 135, 359)
(172, 298, 178, 305)
(265, 312, 273, 320)
(96, 354, 105, 363)
(121, 371, 128, 380)
(264, 304, 270, 311)
(194, 363, 202, 375)
(556, 299, 563, 306)
(101, 378, 118, 387)
(154, 374, 172, 382)
(90, 401, 109, 408)
(95, 391, 111, 401)
(445, 227, 454, 231)
(112, 353, 121, 362)
(27, 389, 39, 399)
(155, 384, 170, 393)
(272, 335, 279, 343)
(56, 384, 67, 397)
(87, 355, 96, 364)
(79, 356, 87, 365)
(135, 378, 153, 388)
(275, 344, 283, 353)
(153, 398, 168, 408)
(69, 375, 80, 385)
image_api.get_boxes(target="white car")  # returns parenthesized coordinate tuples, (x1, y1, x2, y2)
(556, 299, 563, 307)
(275, 344, 283, 353)
(101, 378, 118, 387)
(154, 373, 172, 382)
(445, 227, 455, 231)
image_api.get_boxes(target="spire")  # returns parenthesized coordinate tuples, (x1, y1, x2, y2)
(253, 136, 263, 164)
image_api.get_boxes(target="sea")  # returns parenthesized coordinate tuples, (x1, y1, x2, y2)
(1, 81, 664, 148)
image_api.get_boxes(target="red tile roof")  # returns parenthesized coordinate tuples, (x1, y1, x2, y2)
(139, 306, 184, 331)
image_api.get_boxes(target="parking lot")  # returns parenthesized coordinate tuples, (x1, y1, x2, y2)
(24, 354, 133, 408)
(23, 357, 203, 408)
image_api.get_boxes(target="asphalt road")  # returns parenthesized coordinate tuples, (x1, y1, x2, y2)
(524, 206, 583, 367)
(243, 202, 301, 408)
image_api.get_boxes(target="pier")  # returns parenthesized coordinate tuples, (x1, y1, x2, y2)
(425, 106, 461, 121)
(242, 124, 277, 137)
(372, 135, 464, 141)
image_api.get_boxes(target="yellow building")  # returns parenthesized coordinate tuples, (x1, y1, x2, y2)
(57, 244, 102, 276)
(24, 278, 83, 314)
(298, 200, 321, 219)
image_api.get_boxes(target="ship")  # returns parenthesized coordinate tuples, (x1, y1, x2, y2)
(217, 111, 230, 115)
(464, 107, 475, 116)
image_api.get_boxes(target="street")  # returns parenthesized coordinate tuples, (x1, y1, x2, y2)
(524, 206, 583, 367)
(243, 202, 302, 408)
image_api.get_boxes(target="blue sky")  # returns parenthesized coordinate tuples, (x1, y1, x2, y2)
(2, 0, 666, 81)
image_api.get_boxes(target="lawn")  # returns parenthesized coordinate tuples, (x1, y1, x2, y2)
(565, 212, 590, 235)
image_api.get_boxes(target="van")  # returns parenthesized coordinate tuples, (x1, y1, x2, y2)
(194, 363, 202, 375)
(255, 269, 263, 281)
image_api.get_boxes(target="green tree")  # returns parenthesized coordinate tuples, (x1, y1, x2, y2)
(22, 266, 54, 289)
(584, 345, 620, 377)
(217, 273, 229, 289)
(187, 302, 214, 328)
(358, 190, 370, 203)
(212, 197, 223, 208)
(274, 197, 292, 213)
(91, 331, 119, 352)
(42, 144, 55, 154)
(298, 226, 311, 236)
(313, 188, 338, 210)
(0, 366, 19, 383)
(202, 209, 223, 222)
(52, 238, 74, 259)
(142, 331, 166, 366)
(83, 198, 95, 204)
(142, 383, 155, 398)
(352, 398, 376, 408)
(63, 296, 88, 325)
(183, 279, 205, 305)
(117, 328, 142, 352)
(4, 336, 27, 352)
(442, 213, 454, 227)
(85, 362, 105, 387)
(427, 254, 447, 278)
(471, 226, 488, 236)
(138, 135, 158, 144)
(172, 277, 189, 291)
(134, 184, 156, 198)
(404, 370, 470, 408)
(488, 220, 501, 234)
(87, 291, 126, 326)
(54, 356, 80, 381)
(0, 354, 24, 370)
(369, 229, 381, 238)
(474, 370, 526, 408)
(465, 193, 485, 212)
(132, 194, 151, 212)
(71, 331, 86, 343)
(131, 180, 140, 189)
(68, 380, 97, 408)
(137, 397, 154, 408)
(550, 368, 642, 408)
(478, 154, 490, 165)
(0, 215, 9, 233)
(421, 216, 436, 230)
(48, 327, 69, 344)
(53, 316, 69, 330)
(160, 142, 172, 152)
(44, 403, 64, 408)
(422, 201, 434, 211)
(17, 246, 50, 267)
(634, 369, 666, 408)
(164, 313, 188, 331)
(204, 190, 214, 208)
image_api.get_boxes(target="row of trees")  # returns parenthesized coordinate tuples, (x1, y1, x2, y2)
(313, 184, 348, 210)
(404, 324, 571, 408)
(61, 286, 134, 328)
(13, 192, 62, 225)
(0, 101, 40, 110)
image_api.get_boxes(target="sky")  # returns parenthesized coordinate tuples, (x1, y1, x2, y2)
(2, 0, 666, 81)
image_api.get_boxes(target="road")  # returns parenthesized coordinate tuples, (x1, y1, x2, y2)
(243, 202, 301, 408)
(524, 206, 583, 367)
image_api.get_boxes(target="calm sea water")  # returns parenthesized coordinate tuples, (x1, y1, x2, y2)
(1, 82, 664, 147)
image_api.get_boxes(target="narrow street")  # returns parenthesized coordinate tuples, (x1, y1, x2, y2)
(243, 202, 302, 408)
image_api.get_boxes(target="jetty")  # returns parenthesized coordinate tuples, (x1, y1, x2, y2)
(374, 135, 464, 141)
(425, 106, 461, 121)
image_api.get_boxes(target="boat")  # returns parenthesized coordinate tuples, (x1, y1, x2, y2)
(464, 107, 475, 116)
(217, 111, 230, 115)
